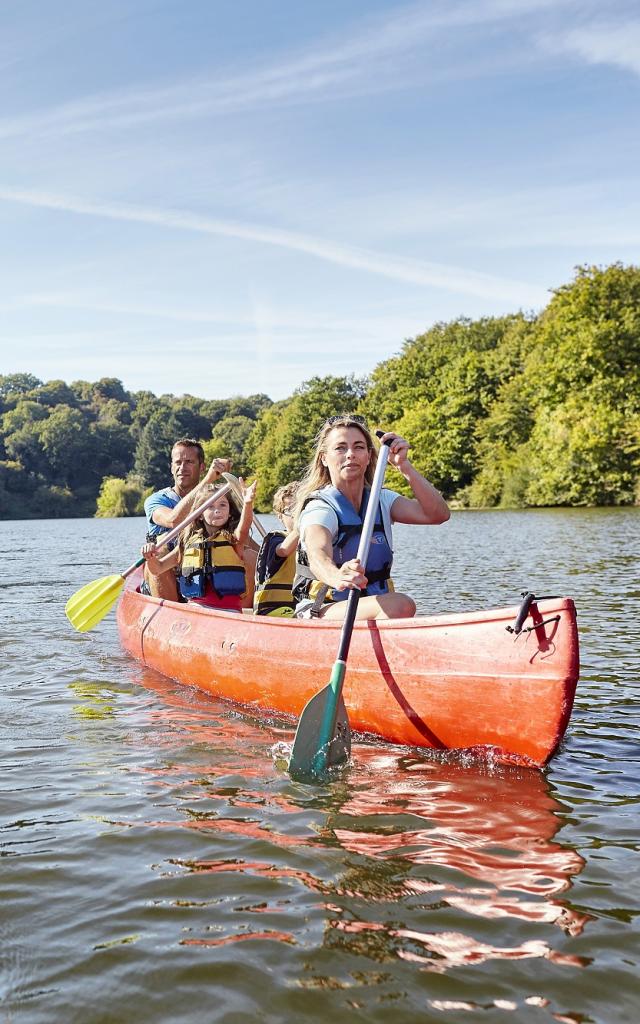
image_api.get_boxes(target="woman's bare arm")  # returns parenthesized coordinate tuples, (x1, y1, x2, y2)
(380, 432, 450, 525)
(304, 524, 367, 592)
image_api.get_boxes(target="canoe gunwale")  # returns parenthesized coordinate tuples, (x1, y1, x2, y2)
(116, 570, 579, 768)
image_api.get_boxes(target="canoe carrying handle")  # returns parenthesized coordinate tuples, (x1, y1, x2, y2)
(506, 591, 562, 635)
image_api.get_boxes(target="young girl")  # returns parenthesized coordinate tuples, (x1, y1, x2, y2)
(142, 479, 258, 612)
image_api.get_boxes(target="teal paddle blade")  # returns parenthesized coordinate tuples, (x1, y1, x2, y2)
(288, 685, 351, 781)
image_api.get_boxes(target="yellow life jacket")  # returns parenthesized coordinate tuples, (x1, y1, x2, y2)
(179, 528, 246, 599)
(303, 575, 395, 606)
(253, 531, 296, 616)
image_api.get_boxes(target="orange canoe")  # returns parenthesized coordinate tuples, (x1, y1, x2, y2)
(117, 571, 579, 767)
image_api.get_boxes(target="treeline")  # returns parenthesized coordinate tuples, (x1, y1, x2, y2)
(1, 264, 639, 519)
(0, 378, 271, 518)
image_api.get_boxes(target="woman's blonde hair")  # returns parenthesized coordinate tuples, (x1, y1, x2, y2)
(294, 415, 377, 522)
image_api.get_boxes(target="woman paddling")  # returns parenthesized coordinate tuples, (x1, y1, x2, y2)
(292, 415, 450, 621)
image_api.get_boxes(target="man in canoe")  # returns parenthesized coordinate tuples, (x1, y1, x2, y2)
(142, 437, 232, 600)
(292, 415, 450, 620)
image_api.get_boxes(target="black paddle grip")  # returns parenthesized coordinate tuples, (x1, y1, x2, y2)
(375, 430, 393, 446)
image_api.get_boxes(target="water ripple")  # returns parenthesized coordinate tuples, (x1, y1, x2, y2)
(1, 511, 638, 1023)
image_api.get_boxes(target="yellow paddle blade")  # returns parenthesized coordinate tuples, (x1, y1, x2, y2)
(65, 574, 126, 632)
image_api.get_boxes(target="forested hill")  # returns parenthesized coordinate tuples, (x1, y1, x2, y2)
(1, 264, 639, 519)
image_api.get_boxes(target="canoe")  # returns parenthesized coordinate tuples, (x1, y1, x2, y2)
(116, 571, 579, 768)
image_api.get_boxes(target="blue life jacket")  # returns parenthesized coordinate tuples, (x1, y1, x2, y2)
(293, 486, 394, 604)
(178, 528, 246, 599)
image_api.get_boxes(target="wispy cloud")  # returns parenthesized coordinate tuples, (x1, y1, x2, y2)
(0, 186, 547, 306)
(0, 0, 576, 141)
(336, 180, 640, 249)
(5, 290, 450, 347)
(542, 21, 640, 76)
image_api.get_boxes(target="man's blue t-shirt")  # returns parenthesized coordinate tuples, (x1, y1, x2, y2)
(144, 487, 180, 540)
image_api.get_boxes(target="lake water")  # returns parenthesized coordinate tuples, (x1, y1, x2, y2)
(1, 509, 639, 1023)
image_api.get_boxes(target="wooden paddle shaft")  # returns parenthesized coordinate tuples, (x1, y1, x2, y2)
(120, 481, 233, 581)
(222, 472, 268, 540)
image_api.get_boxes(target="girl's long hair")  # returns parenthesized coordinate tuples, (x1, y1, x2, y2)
(179, 483, 241, 554)
(293, 416, 377, 522)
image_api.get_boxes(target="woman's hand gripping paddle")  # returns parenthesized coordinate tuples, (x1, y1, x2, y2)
(65, 482, 233, 633)
(288, 432, 391, 782)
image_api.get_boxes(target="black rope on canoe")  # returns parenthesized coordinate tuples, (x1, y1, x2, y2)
(516, 614, 561, 635)
(506, 591, 562, 635)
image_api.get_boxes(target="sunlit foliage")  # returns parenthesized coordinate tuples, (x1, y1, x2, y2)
(1, 264, 638, 518)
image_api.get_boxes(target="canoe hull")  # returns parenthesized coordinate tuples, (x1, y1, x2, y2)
(117, 573, 579, 767)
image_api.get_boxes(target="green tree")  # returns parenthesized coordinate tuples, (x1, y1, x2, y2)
(96, 477, 148, 517)
(2, 400, 49, 434)
(91, 378, 130, 404)
(0, 373, 42, 404)
(4, 420, 49, 478)
(27, 484, 76, 517)
(95, 398, 132, 426)
(226, 394, 273, 420)
(90, 421, 136, 482)
(247, 375, 366, 507)
(470, 264, 640, 506)
(28, 379, 78, 407)
(201, 398, 232, 428)
(243, 400, 293, 505)
(0, 459, 36, 516)
(129, 391, 167, 440)
(39, 406, 88, 488)
(171, 396, 216, 441)
(524, 398, 637, 506)
(133, 410, 184, 488)
(361, 315, 528, 498)
(211, 415, 255, 477)
(201, 437, 230, 464)
(523, 263, 640, 412)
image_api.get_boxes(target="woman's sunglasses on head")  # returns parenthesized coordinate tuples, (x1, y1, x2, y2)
(324, 414, 367, 427)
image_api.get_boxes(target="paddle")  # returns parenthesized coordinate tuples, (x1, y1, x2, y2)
(221, 471, 267, 540)
(288, 431, 392, 781)
(65, 481, 233, 633)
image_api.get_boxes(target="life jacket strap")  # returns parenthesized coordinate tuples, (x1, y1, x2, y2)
(294, 560, 315, 580)
(309, 584, 329, 617)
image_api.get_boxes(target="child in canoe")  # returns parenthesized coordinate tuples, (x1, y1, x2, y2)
(142, 479, 258, 612)
(253, 481, 300, 616)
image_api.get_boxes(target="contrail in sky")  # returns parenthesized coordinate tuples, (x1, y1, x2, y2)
(0, 186, 547, 306)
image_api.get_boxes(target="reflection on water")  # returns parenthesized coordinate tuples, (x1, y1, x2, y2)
(69, 679, 118, 719)
(107, 670, 591, 980)
(1, 510, 638, 1023)
(326, 752, 590, 973)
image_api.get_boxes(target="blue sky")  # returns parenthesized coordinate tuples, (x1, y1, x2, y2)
(1, 0, 638, 401)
